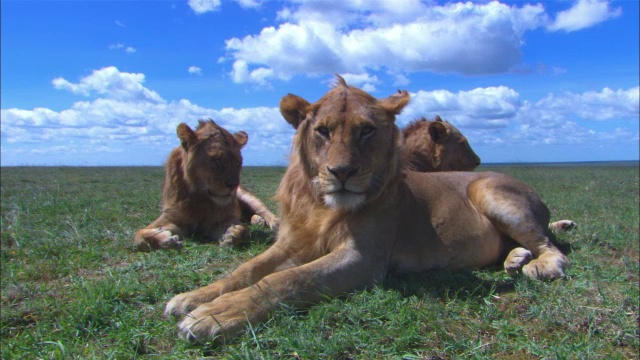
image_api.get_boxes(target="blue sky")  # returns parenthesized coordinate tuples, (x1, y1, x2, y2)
(1, 0, 638, 166)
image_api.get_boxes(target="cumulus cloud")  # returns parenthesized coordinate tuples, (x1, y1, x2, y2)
(52, 66, 163, 103)
(2, 67, 637, 166)
(188, 66, 203, 75)
(521, 87, 639, 122)
(2, 67, 293, 165)
(548, 0, 622, 32)
(396, 85, 638, 148)
(399, 86, 521, 129)
(223, 0, 622, 86)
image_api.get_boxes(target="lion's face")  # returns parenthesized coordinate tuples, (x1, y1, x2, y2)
(402, 117, 480, 172)
(177, 120, 248, 205)
(280, 78, 410, 210)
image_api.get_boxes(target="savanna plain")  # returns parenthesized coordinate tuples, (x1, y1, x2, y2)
(1, 164, 638, 359)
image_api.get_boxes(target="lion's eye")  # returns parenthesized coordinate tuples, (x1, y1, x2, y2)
(315, 126, 330, 138)
(360, 125, 376, 139)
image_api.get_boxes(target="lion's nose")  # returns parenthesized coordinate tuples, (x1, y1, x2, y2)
(327, 165, 359, 182)
(225, 178, 239, 189)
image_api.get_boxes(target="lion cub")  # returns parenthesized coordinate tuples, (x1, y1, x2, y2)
(134, 120, 277, 251)
(164, 77, 571, 344)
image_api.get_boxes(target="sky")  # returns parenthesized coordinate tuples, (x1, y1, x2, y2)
(1, 0, 638, 166)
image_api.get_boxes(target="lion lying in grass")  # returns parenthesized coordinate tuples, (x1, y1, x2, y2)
(400, 116, 576, 232)
(401, 116, 481, 172)
(134, 120, 277, 251)
(165, 77, 570, 343)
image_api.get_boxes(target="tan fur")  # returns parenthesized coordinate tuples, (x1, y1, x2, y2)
(401, 116, 480, 172)
(401, 117, 576, 232)
(165, 78, 569, 343)
(134, 119, 277, 251)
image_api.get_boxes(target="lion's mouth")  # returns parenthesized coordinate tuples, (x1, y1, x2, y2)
(326, 188, 365, 196)
(208, 189, 234, 205)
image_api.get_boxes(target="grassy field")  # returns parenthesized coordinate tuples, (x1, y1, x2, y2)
(1, 164, 638, 359)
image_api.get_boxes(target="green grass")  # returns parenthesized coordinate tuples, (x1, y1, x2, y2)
(1, 164, 638, 359)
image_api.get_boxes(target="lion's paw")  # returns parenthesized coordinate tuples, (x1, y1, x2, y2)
(177, 301, 248, 344)
(219, 224, 249, 247)
(504, 247, 533, 275)
(250, 215, 267, 227)
(549, 220, 577, 232)
(166, 292, 207, 319)
(160, 234, 184, 250)
(522, 253, 569, 280)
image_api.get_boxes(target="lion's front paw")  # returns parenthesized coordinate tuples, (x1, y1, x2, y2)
(178, 306, 246, 344)
(166, 291, 211, 318)
(177, 294, 260, 344)
(219, 224, 249, 247)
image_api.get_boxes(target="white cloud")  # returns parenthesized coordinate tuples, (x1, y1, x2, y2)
(188, 66, 203, 75)
(516, 87, 639, 128)
(548, 0, 622, 32)
(237, 0, 260, 9)
(115, 20, 126, 28)
(109, 43, 136, 54)
(224, 0, 623, 86)
(339, 73, 379, 92)
(189, 0, 222, 14)
(508, 87, 639, 146)
(2, 67, 293, 166)
(2, 67, 637, 166)
(226, 1, 553, 84)
(52, 66, 164, 103)
(399, 86, 521, 129)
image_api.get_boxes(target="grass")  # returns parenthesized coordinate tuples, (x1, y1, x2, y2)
(1, 164, 638, 359)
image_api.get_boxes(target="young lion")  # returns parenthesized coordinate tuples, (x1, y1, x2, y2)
(134, 120, 277, 251)
(401, 116, 576, 232)
(401, 116, 481, 172)
(165, 77, 569, 343)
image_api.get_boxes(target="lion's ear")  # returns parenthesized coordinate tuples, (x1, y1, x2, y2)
(380, 90, 410, 116)
(280, 94, 311, 129)
(428, 121, 449, 143)
(177, 123, 197, 150)
(234, 131, 248, 148)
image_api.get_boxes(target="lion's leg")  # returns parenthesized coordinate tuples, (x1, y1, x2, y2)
(165, 244, 297, 317)
(175, 247, 384, 343)
(470, 178, 569, 280)
(134, 219, 185, 252)
(237, 186, 279, 230)
(549, 219, 577, 232)
(495, 215, 568, 280)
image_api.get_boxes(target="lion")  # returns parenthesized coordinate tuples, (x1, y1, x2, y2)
(401, 116, 481, 172)
(164, 77, 570, 343)
(134, 119, 277, 251)
(401, 116, 576, 232)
